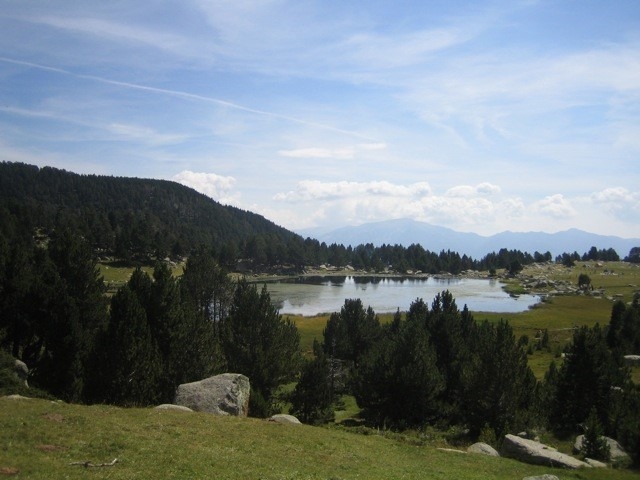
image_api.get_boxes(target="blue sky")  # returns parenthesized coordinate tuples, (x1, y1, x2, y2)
(1, 0, 639, 238)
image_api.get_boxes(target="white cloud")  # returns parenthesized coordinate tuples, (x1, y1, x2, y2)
(278, 142, 388, 160)
(271, 180, 515, 232)
(172, 170, 237, 203)
(532, 194, 577, 219)
(590, 187, 640, 221)
(591, 187, 636, 204)
(27, 15, 189, 54)
(445, 182, 501, 197)
(274, 180, 432, 202)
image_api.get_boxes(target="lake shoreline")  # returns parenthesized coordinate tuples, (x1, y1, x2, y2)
(259, 271, 541, 317)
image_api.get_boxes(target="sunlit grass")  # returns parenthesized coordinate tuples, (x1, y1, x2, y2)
(99, 261, 184, 294)
(2, 397, 636, 480)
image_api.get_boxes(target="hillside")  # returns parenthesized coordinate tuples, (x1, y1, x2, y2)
(0, 162, 298, 258)
(1, 396, 635, 480)
(299, 218, 640, 258)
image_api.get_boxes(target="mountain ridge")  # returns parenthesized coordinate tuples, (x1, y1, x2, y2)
(298, 218, 639, 259)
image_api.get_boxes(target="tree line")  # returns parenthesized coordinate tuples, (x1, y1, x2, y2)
(2, 162, 631, 276)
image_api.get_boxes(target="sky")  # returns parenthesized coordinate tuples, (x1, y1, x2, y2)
(1, 0, 639, 238)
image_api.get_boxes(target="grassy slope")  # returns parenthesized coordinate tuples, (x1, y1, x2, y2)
(1, 397, 637, 480)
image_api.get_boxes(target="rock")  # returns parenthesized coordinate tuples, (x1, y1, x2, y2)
(574, 434, 630, 462)
(174, 373, 250, 416)
(4, 394, 30, 400)
(13, 359, 29, 387)
(268, 414, 301, 425)
(624, 355, 640, 367)
(467, 442, 500, 457)
(501, 434, 590, 469)
(584, 458, 607, 468)
(517, 431, 540, 442)
(155, 404, 193, 412)
(437, 448, 466, 454)
(522, 475, 559, 480)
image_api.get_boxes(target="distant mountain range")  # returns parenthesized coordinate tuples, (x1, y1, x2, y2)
(298, 218, 640, 259)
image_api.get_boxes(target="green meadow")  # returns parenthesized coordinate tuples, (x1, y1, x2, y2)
(1, 396, 637, 480)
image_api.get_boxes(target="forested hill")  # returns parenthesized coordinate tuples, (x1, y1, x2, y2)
(0, 162, 298, 260)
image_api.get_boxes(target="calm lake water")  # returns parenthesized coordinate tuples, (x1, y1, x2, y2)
(263, 276, 540, 316)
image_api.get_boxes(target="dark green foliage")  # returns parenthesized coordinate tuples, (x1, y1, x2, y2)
(614, 386, 640, 466)
(322, 299, 381, 367)
(290, 343, 335, 425)
(90, 286, 162, 406)
(87, 264, 227, 405)
(0, 162, 297, 261)
(345, 291, 537, 434)
(557, 252, 580, 267)
(0, 228, 107, 402)
(353, 316, 444, 427)
(540, 301, 640, 464)
(606, 299, 640, 355)
(577, 273, 592, 290)
(181, 248, 234, 328)
(508, 259, 523, 275)
(582, 246, 620, 262)
(582, 407, 611, 462)
(548, 324, 628, 437)
(626, 247, 640, 263)
(463, 320, 537, 438)
(220, 279, 301, 414)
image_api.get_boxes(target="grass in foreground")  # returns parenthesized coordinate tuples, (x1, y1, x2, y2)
(1, 396, 638, 480)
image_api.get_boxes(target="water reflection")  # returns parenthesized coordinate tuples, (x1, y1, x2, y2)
(262, 275, 539, 316)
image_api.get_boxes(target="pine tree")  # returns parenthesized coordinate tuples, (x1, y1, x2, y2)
(582, 407, 611, 462)
(290, 343, 334, 425)
(550, 324, 628, 436)
(353, 311, 444, 427)
(463, 320, 537, 438)
(91, 286, 162, 406)
(220, 279, 301, 415)
(322, 298, 381, 367)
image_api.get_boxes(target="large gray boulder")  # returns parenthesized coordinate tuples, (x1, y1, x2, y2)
(501, 434, 590, 469)
(174, 373, 250, 416)
(467, 442, 500, 457)
(574, 434, 629, 462)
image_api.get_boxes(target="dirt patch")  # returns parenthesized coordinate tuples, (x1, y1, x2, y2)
(36, 444, 65, 452)
(0, 467, 19, 476)
(42, 413, 65, 423)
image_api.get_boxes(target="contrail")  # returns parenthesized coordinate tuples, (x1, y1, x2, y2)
(0, 56, 376, 141)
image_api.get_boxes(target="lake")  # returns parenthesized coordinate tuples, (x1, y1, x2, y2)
(263, 275, 540, 316)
